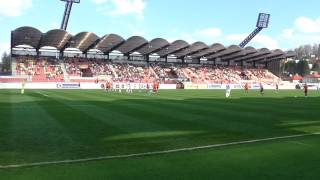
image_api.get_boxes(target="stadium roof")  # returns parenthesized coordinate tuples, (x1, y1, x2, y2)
(174, 42, 209, 59)
(156, 40, 189, 57)
(116, 36, 148, 55)
(12, 26, 42, 48)
(68, 32, 100, 52)
(221, 46, 257, 61)
(247, 49, 285, 63)
(206, 45, 242, 60)
(94, 34, 125, 53)
(39, 29, 72, 50)
(191, 43, 226, 59)
(11, 26, 295, 62)
(233, 48, 272, 62)
(136, 38, 170, 55)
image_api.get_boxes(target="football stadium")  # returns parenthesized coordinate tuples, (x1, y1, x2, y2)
(0, 0, 320, 179)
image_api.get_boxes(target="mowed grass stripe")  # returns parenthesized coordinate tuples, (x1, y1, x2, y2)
(35, 90, 178, 155)
(28, 91, 132, 159)
(10, 92, 83, 164)
(0, 132, 318, 170)
(46, 90, 170, 132)
(0, 134, 320, 180)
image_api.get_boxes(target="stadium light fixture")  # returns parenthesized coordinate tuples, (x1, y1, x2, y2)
(256, 13, 270, 28)
(60, 0, 80, 3)
(60, 0, 80, 30)
(239, 13, 271, 48)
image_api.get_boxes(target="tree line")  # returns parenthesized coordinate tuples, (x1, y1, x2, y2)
(283, 44, 320, 76)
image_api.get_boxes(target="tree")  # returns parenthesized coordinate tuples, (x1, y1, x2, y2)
(1, 52, 11, 74)
(284, 61, 297, 75)
(312, 61, 320, 71)
(297, 60, 309, 76)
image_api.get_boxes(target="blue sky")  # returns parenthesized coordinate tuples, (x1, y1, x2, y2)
(1, 0, 320, 55)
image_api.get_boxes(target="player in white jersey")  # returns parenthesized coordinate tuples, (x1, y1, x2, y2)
(127, 82, 133, 93)
(113, 82, 120, 93)
(225, 84, 231, 98)
(21, 79, 26, 94)
(139, 82, 143, 93)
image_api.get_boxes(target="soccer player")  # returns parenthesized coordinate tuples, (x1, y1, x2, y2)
(146, 83, 150, 93)
(244, 83, 249, 93)
(153, 81, 159, 94)
(21, 79, 26, 94)
(118, 83, 122, 93)
(260, 83, 264, 96)
(138, 82, 143, 93)
(109, 81, 113, 92)
(127, 82, 133, 94)
(226, 84, 231, 98)
(275, 83, 279, 93)
(105, 81, 109, 92)
(304, 83, 308, 97)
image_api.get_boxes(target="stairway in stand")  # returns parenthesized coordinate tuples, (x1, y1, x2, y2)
(11, 58, 17, 75)
(60, 63, 69, 82)
(109, 64, 118, 78)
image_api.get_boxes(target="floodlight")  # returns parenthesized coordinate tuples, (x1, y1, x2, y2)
(256, 13, 270, 28)
(60, 0, 80, 3)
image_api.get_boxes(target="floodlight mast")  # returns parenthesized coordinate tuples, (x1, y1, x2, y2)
(60, 0, 80, 31)
(239, 13, 270, 48)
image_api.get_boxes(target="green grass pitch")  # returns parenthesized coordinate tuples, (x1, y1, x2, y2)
(0, 89, 319, 180)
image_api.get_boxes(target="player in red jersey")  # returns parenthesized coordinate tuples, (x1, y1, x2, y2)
(156, 81, 160, 93)
(153, 81, 159, 94)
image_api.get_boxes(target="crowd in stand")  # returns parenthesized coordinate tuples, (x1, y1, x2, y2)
(13, 57, 279, 83)
(16, 56, 64, 82)
(112, 64, 151, 83)
(65, 58, 113, 77)
(151, 63, 188, 83)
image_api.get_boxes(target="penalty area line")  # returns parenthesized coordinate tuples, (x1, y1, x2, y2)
(0, 132, 319, 170)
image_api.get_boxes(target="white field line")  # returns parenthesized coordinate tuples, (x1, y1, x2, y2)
(0, 133, 319, 170)
(37, 91, 49, 97)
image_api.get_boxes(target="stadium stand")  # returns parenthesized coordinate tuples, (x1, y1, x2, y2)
(7, 56, 280, 84)
(6, 26, 296, 84)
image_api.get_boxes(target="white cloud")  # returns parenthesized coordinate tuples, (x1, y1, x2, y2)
(281, 29, 294, 39)
(194, 28, 222, 39)
(295, 16, 320, 33)
(276, 16, 320, 49)
(226, 34, 279, 49)
(0, 0, 32, 17)
(92, 0, 108, 4)
(180, 33, 197, 44)
(94, 0, 146, 18)
(169, 27, 223, 44)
